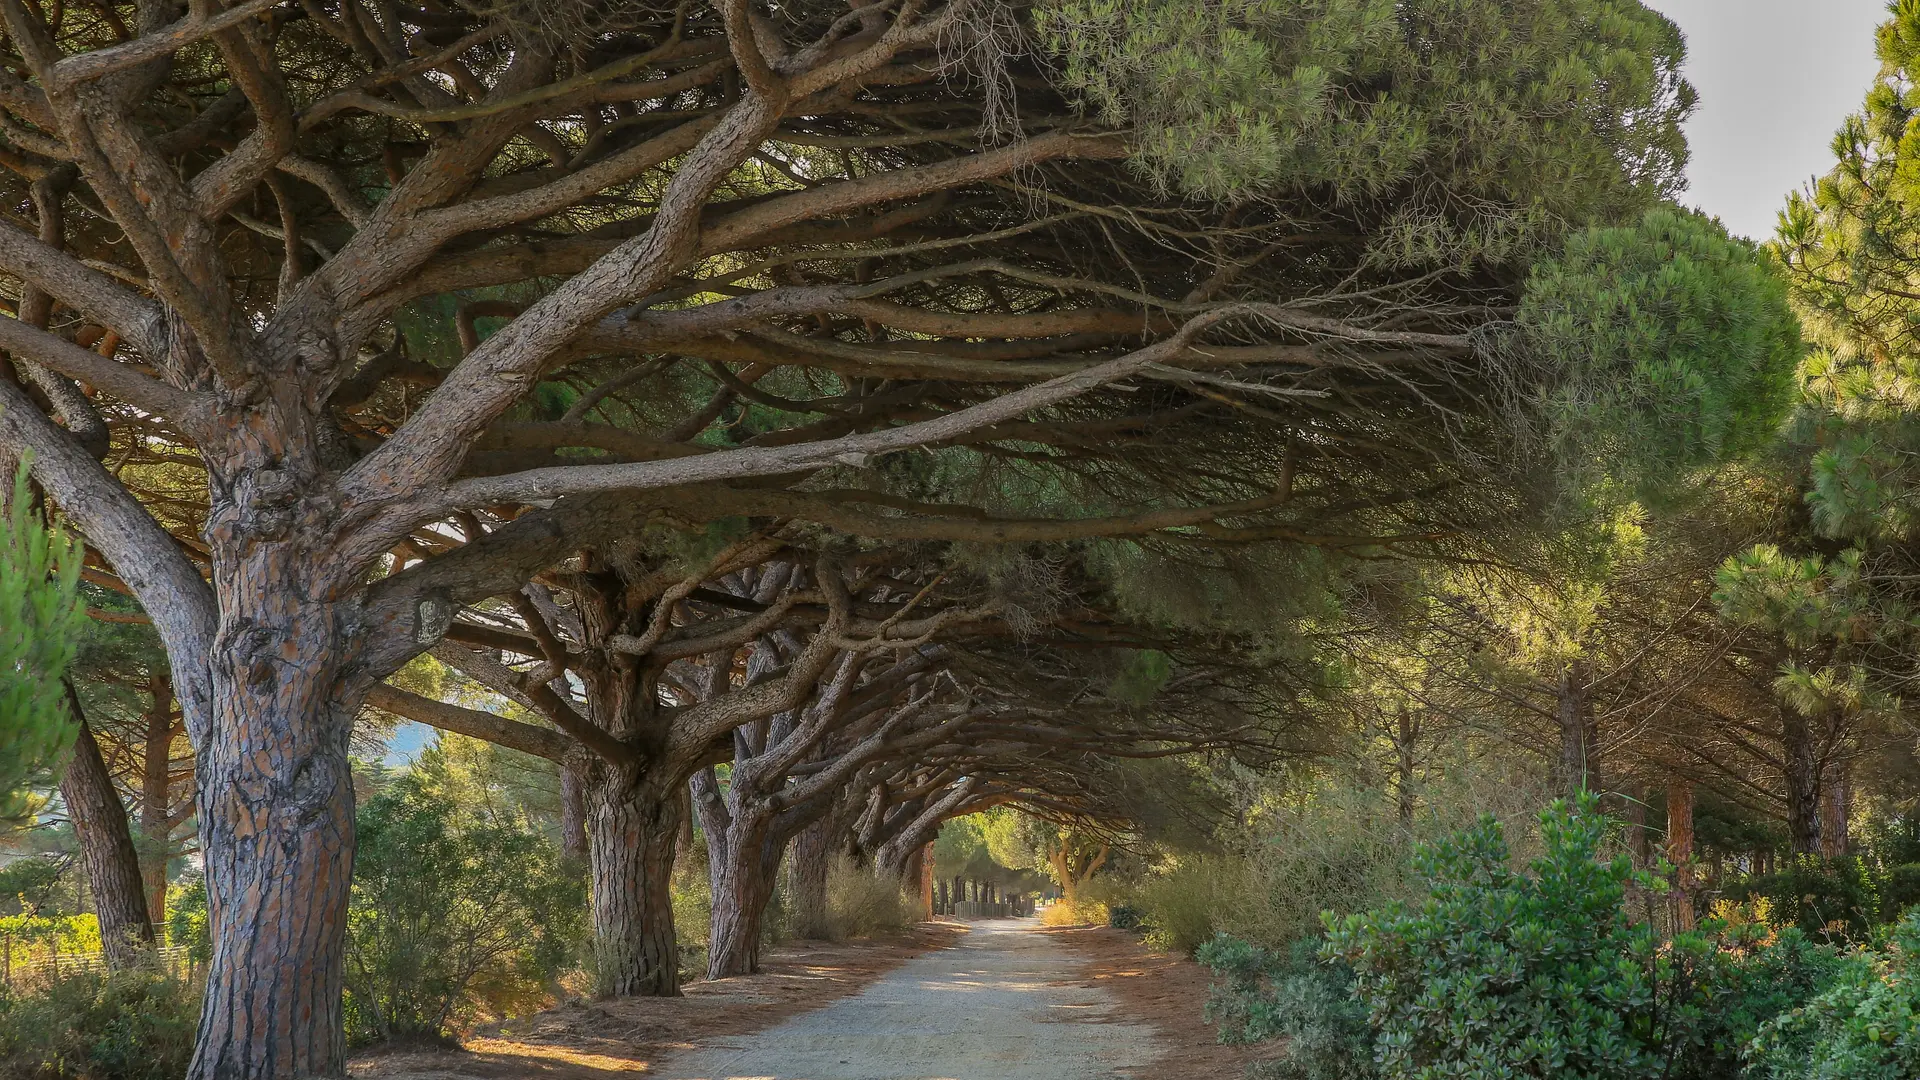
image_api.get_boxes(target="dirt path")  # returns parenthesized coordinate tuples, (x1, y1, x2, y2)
(654, 918, 1161, 1080)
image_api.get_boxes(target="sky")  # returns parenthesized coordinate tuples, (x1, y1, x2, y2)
(1646, 0, 1888, 240)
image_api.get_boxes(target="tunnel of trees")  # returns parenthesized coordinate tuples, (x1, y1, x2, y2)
(9, 0, 1920, 1078)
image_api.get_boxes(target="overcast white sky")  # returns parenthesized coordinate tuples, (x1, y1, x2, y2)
(1646, 0, 1888, 239)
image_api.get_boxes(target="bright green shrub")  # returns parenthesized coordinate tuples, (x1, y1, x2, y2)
(343, 772, 585, 1045)
(163, 874, 210, 963)
(1325, 796, 1729, 1080)
(1747, 911, 1920, 1079)
(1198, 934, 1375, 1080)
(0, 965, 197, 1080)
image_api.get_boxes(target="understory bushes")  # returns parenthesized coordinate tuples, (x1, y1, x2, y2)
(820, 857, 913, 941)
(0, 964, 198, 1080)
(1198, 796, 1907, 1080)
(343, 770, 586, 1047)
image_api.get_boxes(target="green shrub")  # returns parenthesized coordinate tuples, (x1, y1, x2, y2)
(1327, 796, 1736, 1080)
(1880, 863, 1920, 922)
(1725, 855, 1879, 943)
(821, 857, 911, 941)
(1132, 856, 1226, 953)
(1214, 767, 1551, 951)
(1108, 904, 1144, 931)
(0, 965, 197, 1080)
(1748, 910, 1920, 1079)
(162, 874, 209, 963)
(343, 772, 585, 1046)
(1197, 934, 1375, 1080)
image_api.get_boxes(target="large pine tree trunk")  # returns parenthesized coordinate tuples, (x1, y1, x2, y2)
(788, 818, 832, 940)
(59, 701, 154, 968)
(1781, 709, 1823, 855)
(707, 810, 776, 979)
(586, 768, 684, 997)
(187, 597, 357, 1080)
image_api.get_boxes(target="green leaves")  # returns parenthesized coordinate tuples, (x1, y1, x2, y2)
(0, 456, 87, 822)
(1322, 796, 1752, 1080)
(1521, 207, 1803, 502)
(1036, 0, 1692, 266)
(1748, 910, 1920, 1079)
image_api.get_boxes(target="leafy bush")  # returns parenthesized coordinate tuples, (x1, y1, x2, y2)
(1213, 767, 1551, 951)
(162, 874, 210, 964)
(0, 965, 197, 1080)
(1108, 904, 1144, 931)
(671, 857, 712, 981)
(1327, 796, 1742, 1080)
(821, 857, 911, 941)
(343, 772, 585, 1046)
(1131, 856, 1226, 953)
(1879, 863, 1920, 922)
(1725, 855, 1879, 943)
(1748, 910, 1920, 1079)
(1197, 934, 1375, 1080)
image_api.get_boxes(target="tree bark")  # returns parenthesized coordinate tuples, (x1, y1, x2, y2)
(559, 756, 588, 860)
(1819, 765, 1851, 860)
(586, 767, 684, 997)
(1667, 779, 1695, 932)
(139, 671, 174, 925)
(788, 818, 833, 940)
(188, 609, 357, 1080)
(1781, 708, 1823, 856)
(707, 802, 779, 979)
(1556, 660, 1597, 796)
(59, 696, 154, 968)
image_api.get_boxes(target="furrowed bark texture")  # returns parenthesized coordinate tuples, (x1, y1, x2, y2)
(587, 768, 684, 997)
(60, 707, 154, 967)
(139, 671, 176, 924)
(189, 519, 358, 1080)
(788, 819, 833, 940)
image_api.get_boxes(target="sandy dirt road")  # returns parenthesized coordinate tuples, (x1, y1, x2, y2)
(654, 918, 1162, 1080)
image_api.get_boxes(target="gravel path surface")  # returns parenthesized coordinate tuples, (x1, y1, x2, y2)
(655, 918, 1161, 1080)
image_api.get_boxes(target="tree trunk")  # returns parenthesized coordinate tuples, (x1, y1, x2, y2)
(707, 807, 777, 979)
(1556, 661, 1597, 795)
(1393, 706, 1419, 829)
(59, 700, 154, 968)
(139, 671, 174, 925)
(188, 613, 356, 1080)
(586, 768, 683, 997)
(559, 756, 587, 860)
(915, 844, 934, 920)
(788, 818, 832, 940)
(1781, 709, 1823, 856)
(1621, 786, 1649, 869)
(1819, 765, 1851, 860)
(1667, 779, 1695, 932)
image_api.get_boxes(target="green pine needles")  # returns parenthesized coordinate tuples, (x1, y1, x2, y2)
(1521, 207, 1803, 499)
(0, 456, 86, 821)
(1035, 0, 1693, 265)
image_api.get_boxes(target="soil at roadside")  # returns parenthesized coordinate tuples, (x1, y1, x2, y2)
(1040, 924, 1274, 1077)
(348, 921, 967, 1080)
